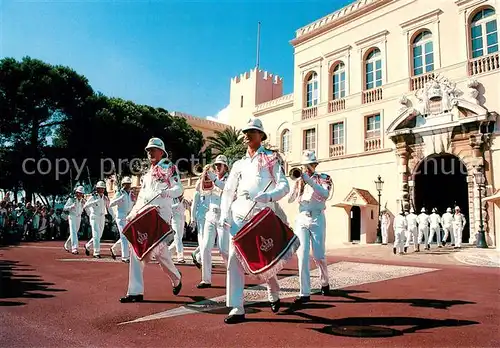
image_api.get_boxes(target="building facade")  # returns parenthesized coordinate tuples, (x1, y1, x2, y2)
(222, 0, 500, 249)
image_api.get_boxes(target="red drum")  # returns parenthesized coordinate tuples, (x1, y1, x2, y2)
(233, 207, 300, 281)
(123, 205, 174, 261)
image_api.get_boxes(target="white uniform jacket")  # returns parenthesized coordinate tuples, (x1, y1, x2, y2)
(109, 189, 134, 220)
(63, 197, 84, 218)
(127, 158, 183, 223)
(287, 172, 332, 212)
(220, 146, 290, 233)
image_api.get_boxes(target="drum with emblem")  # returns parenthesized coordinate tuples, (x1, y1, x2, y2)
(123, 205, 174, 260)
(232, 207, 300, 281)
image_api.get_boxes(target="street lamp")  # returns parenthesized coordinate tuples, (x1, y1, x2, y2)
(473, 170, 488, 248)
(375, 175, 384, 244)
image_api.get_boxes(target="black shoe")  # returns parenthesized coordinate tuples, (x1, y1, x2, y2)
(71, 250, 79, 255)
(197, 282, 211, 289)
(404, 246, 408, 253)
(93, 254, 101, 259)
(85, 246, 90, 256)
(270, 299, 281, 313)
(120, 294, 143, 303)
(321, 285, 330, 296)
(173, 272, 182, 295)
(192, 253, 201, 269)
(293, 296, 310, 305)
(393, 247, 396, 254)
(224, 314, 245, 324)
(122, 259, 130, 263)
(110, 247, 116, 260)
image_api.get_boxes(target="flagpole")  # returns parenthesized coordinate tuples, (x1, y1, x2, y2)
(256, 21, 261, 69)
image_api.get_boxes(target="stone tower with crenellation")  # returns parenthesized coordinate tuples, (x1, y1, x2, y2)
(228, 68, 284, 130)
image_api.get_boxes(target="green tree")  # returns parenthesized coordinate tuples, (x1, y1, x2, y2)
(205, 127, 246, 165)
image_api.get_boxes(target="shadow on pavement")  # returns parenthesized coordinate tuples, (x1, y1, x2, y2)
(0, 259, 67, 306)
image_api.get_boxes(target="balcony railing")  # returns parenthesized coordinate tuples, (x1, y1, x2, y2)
(410, 72, 434, 91)
(362, 88, 383, 104)
(301, 106, 318, 120)
(329, 144, 345, 157)
(468, 52, 500, 76)
(364, 137, 381, 151)
(328, 99, 345, 113)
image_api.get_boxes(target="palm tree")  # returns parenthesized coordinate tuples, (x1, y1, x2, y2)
(206, 127, 246, 164)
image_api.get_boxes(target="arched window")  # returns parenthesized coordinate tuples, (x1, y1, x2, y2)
(365, 48, 382, 90)
(332, 62, 346, 99)
(305, 72, 319, 107)
(412, 30, 434, 75)
(281, 129, 290, 153)
(470, 8, 498, 58)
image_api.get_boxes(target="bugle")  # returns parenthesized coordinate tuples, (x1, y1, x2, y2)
(192, 163, 215, 190)
(288, 166, 302, 181)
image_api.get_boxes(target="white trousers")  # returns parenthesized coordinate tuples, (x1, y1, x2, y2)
(227, 215, 280, 315)
(394, 228, 405, 253)
(429, 225, 441, 245)
(295, 211, 329, 297)
(64, 216, 81, 252)
(127, 241, 181, 296)
(169, 209, 185, 260)
(111, 218, 130, 260)
(418, 227, 429, 246)
(443, 225, 455, 245)
(201, 216, 229, 284)
(405, 226, 418, 248)
(381, 223, 389, 244)
(85, 215, 105, 256)
(453, 224, 463, 247)
(192, 211, 207, 264)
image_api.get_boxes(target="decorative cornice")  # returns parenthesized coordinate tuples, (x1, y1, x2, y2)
(290, 0, 393, 47)
(455, 0, 488, 10)
(355, 30, 389, 47)
(323, 45, 352, 59)
(298, 56, 323, 69)
(399, 9, 442, 31)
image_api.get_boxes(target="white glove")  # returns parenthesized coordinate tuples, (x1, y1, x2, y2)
(160, 189, 170, 198)
(253, 192, 271, 203)
(219, 215, 230, 228)
(207, 171, 217, 181)
(302, 172, 313, 184)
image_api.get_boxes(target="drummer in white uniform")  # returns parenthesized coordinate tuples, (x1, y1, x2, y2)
(219, 118, 290, 324)
(288, 150, 332, 305)
(109, 176, 134, 263)
(120, 137, 183, 303)
(83, 181, 112, 258)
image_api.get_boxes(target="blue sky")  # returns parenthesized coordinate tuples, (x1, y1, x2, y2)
(1, 0, 352, 121)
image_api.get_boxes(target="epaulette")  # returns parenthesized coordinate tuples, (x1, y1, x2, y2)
(320, 173, 331, 180)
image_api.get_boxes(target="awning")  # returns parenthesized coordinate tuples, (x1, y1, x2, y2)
(332, 188, 378, 208)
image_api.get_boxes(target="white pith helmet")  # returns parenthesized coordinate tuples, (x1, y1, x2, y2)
(145, 137, 167, 156)
(121, 176, 132, 184)
(301, 150, 318, 165)
(96, 181, 106, 189)
(241, 117, 267, 141)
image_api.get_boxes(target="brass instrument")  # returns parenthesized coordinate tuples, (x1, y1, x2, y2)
(193, 163, 215, 191)
(288, 166, 303, 181)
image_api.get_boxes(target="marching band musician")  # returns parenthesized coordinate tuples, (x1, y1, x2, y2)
(190, 175, 209, 269)
(452, 206, 467, 249)
(429, 208, 442, 249)
(417, 207, 430, 251)
(120, 137, 183, 303)
(287, 150, 332, 305)
(169, 165, 186, 263)
(109, 176, 134, 263)
(441, 207, 455, 246)
(63, 185, 86, 254)
(393, 204, 407, 255)
(198, 154, 230, 289)
(219, 118, 290, 324)
(405, 207, 419, 252)
(83, 180, 113, 258)
(381, 210, 391, 245)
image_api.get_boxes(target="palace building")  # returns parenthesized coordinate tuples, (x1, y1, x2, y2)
(222, 0, 500, 249)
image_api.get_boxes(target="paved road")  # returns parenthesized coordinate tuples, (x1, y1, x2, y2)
(1, 241, 499, 347)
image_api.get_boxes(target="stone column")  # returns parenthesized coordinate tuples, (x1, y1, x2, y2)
(396, 142, 410, 212)
(469, 134, 490, 245)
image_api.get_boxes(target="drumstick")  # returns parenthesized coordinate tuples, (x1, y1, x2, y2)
(241, 180, 273, 222)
